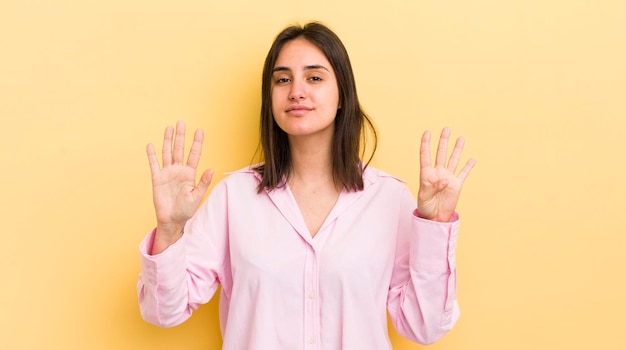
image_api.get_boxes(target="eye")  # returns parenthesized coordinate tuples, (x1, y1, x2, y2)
(309, 76, 323, 82)
(275, 77, 291, 84)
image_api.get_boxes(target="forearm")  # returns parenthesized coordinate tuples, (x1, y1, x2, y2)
(138, 230, 194, 327)
(389, 269, 459, 344)
(388, 212, 461, 344)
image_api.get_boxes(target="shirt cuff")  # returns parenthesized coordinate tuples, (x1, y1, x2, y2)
(410, 211, 460, 273)
(139, 229, 187, 291)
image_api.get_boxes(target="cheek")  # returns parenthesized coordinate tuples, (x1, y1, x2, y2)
(329, 84, 340, 107)
(271, 85, 287, 102)
(329, 89, 341, 109)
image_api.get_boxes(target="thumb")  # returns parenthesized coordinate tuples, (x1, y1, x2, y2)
(195, 169, 214, 198)
(436, 178, 449, 191)
(418, 178, 448, 203)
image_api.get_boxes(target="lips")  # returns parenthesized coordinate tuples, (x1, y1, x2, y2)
(286, 104, 313, 112)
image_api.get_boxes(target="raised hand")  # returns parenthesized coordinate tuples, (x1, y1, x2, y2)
(417, 128, 475, 222)
(147, 121, 213, 252)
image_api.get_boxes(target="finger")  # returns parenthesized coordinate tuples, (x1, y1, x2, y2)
(195, 169, 214, 199)
(172, 121, 186, 165)
(162, 126, 174, 167)
(457, 158, 476, 183)
(435, 127, 450, 168)
(447, 137, 465, 173)
(186, 128, 204, 169)
(420, 130, 432, 169)
(146, 143, 161, 176)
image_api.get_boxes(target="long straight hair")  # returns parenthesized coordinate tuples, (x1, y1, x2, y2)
(255, 22, 377, 193)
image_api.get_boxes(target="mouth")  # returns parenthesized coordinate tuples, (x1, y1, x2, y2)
(286, 105, 313, 112)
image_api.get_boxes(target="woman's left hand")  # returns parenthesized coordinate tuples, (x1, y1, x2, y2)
(417, 128, 475, 222)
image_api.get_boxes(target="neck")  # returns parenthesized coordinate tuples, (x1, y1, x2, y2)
(288, 134, 335, 187)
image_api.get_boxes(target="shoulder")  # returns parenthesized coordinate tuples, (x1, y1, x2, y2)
(205, 165, 263, 203)
(362, 165, 407, 187)
(221, 165, 262, 187)
(361, 165, 413, 198)
(360, 166, 415, 207)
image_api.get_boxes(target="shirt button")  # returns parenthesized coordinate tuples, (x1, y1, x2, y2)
(308, 292, 315, 299)
(308, 337, 316, 344)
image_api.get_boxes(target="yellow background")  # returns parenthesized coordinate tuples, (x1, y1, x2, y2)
(2, 0, 625, 349)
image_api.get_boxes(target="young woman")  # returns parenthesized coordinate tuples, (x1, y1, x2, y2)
(138, 22, 475, 349)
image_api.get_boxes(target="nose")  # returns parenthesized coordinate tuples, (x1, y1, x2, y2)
(288, 79, 306, 100)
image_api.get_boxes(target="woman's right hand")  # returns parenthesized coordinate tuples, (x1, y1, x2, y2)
(146, 121, 214, 254)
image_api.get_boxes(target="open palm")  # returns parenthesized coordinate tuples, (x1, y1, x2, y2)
(147, 121, 213, 240)
(417, 128, 475, 222)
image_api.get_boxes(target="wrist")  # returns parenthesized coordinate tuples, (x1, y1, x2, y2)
(416, 209, 454, 223)
(151, 224, 185, 255)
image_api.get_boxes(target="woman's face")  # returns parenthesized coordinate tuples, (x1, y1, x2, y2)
(271, 38, 340, 141)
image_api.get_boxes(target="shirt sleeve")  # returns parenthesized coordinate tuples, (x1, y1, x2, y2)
(136, 181, 231, 328)
(387, 188, 461, 344)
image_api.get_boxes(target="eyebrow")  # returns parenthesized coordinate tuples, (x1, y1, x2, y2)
(272, 65, 330, 73)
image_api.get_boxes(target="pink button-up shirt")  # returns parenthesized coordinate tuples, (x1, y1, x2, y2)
(137, 166, 460, 349)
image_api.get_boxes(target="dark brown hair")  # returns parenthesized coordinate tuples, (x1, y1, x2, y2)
(255, 22, 377, 192)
